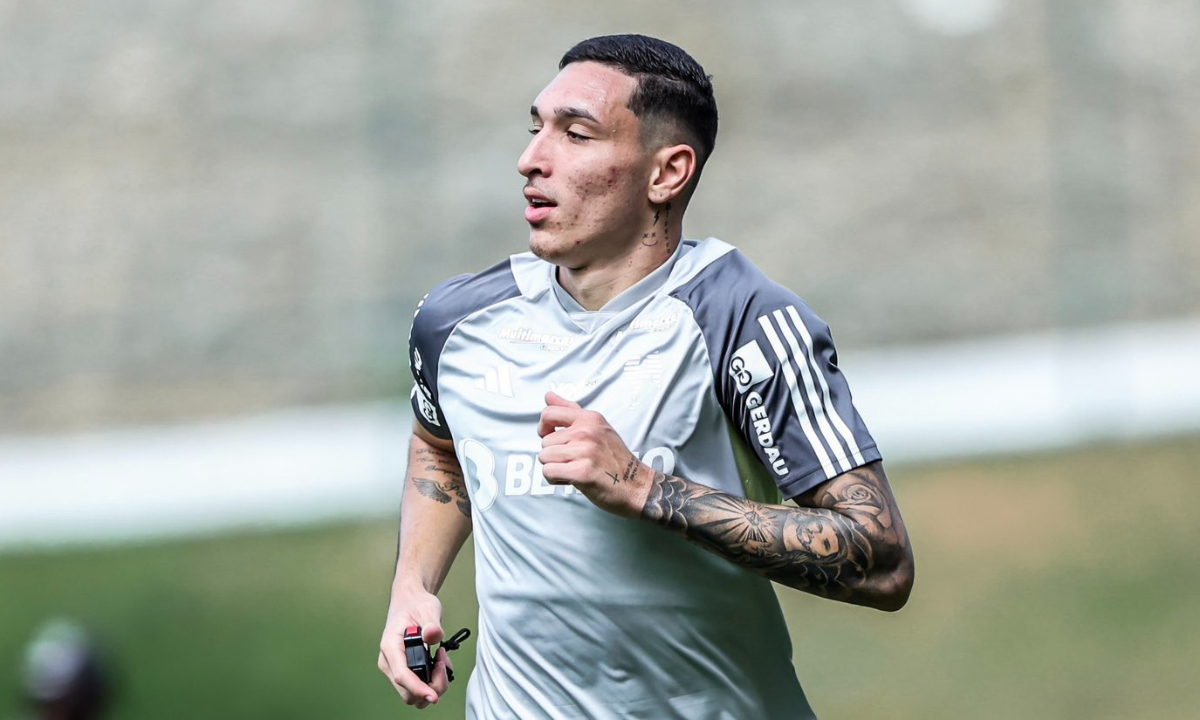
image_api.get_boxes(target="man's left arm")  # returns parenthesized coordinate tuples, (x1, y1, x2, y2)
(640, 459, 913, 611)
(538, 392, 914, 612)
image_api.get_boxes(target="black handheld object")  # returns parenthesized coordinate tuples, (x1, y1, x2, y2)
(403, 625, 471, 684)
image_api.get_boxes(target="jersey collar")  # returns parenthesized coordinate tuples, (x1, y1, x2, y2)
(550, 242, 690, 326)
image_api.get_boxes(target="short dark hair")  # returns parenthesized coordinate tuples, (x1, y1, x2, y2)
(560, 34, 718, 173)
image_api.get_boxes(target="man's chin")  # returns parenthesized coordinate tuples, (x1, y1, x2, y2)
(528, 231, 569, 262)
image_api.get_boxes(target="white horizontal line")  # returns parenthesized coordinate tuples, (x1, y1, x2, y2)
(2, 318, 1199, 549)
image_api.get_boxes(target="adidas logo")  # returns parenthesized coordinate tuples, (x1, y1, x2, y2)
(474, 363, 515, 398)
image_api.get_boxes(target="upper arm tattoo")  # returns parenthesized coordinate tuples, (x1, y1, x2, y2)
(409, 446, 471, 519)
(413, 478, 452, 504)
(797, 463, 907, 549)
(642, 461, 910, 606)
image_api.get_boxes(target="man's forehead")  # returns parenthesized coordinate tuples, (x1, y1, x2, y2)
(532, 62, 637, 122)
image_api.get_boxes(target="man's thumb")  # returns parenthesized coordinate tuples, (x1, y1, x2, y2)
(422, 621, 444, 646)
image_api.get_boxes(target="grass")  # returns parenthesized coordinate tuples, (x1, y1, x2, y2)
(2, 434, 1198, 719)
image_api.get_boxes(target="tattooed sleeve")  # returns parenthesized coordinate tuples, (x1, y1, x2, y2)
(408, 446, 471, 519)
(642, 460, 912, 609)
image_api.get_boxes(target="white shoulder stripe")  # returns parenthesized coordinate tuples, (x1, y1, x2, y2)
(772, 309, 852, 474)
(757, 315, 836, 479)
(784, 306, 867, 466)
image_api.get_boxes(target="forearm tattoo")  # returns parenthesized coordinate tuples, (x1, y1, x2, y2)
(642, 461, 910, 605)
(409, 447, 471, 519)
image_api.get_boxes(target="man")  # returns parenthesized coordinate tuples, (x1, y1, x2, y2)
(378, 34, 914, 719)
(20, 619, 112, 720)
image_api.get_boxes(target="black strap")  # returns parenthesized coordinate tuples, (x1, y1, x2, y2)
(437, 627, 471, 683)
(439, 627, 471, 653)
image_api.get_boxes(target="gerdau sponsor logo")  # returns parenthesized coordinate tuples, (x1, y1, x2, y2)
(745, 391, 788, 476)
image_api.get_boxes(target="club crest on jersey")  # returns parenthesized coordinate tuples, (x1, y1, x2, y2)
(729, 340, 774, 393)
(622, 353, 665, 409)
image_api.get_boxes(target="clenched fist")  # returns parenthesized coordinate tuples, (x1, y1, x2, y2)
(378, 587, 454, 710)
(537, 392, 654, 518)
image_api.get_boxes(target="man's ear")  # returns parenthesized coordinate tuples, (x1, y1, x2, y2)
(648, 144, 697, 204)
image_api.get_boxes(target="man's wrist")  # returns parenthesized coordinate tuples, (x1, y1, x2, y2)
(632, 463, 661, 521)
(392, 570, 433, 597)
(639, 470, 698, 533)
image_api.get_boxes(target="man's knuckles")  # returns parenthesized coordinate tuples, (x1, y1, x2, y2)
(541, 463, 573, 484)
(540, 430, 568, 448)
(538, 445, 572, 464)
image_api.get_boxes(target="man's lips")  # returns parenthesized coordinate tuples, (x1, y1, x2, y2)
(525, 204, 554, 224)
(523, 188, 556, 225)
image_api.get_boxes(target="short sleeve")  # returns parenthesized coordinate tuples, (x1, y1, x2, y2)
(673, 250, 881, 499)
(408, 292, 452, 440)
(404, 259, 524, 441)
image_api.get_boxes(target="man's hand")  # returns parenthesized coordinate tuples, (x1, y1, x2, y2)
(377, 587, 454, 710)
(538, 392, 652, 518)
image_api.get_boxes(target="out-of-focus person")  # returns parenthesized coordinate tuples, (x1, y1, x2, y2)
(17, 620, 112, 720)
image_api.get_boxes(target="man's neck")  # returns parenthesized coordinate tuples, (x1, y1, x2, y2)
(557, 231, 681, 311)
(556, 201, 683, 311)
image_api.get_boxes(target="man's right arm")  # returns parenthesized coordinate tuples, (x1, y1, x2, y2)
(377, 421, 471, 710)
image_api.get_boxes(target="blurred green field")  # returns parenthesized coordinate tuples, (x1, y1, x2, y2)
(2, 434, 1198, 719)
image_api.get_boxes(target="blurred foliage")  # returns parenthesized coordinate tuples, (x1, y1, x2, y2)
(2, 434, 1198, 719)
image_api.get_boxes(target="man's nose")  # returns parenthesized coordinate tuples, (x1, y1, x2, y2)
(517, 133, 550, 178)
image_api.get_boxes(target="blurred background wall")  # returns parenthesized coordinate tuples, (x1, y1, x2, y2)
(3, 3, 1200, 719)
(2, 0, 1198, 434)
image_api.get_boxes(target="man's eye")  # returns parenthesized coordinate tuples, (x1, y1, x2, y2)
(528, 127, 541, 136)
(566, 130, 590, 141)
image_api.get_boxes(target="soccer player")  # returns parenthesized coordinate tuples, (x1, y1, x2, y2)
(378, 34, 914, 719)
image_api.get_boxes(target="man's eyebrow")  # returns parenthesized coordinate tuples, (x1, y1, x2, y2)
(529, 104, 600, 124)
(555, 106, 599, 123)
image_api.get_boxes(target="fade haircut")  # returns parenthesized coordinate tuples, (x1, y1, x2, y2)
(560, 34, 718, 182)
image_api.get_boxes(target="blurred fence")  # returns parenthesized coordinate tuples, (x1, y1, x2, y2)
(1, 0, 1198, 434)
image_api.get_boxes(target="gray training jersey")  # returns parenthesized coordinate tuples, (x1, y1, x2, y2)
(408, 238, 880, 720)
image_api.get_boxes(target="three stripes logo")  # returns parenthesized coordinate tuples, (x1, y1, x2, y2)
(756, 306, 867, 481)
(474, 363, 516, 398)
